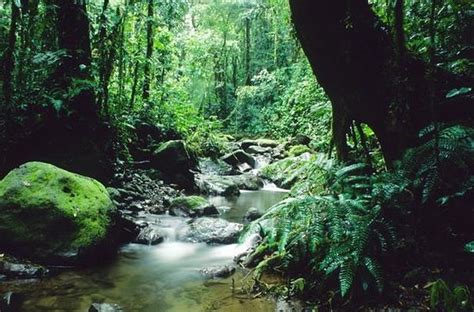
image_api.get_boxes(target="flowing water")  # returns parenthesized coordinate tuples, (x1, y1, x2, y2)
(0, 189, 287, 312)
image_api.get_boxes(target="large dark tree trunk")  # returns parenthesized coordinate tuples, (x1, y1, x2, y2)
(54, 0, 97, 121)
(1, 0, 112, 181)
(289, 0, 473, 165)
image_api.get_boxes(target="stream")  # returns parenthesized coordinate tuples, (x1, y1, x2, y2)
(0, 187, 287, 311)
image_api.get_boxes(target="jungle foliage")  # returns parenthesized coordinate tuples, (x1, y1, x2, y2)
(0, 0, 473, 309)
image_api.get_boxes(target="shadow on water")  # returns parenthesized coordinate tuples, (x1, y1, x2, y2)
(0, 189, 287, 311)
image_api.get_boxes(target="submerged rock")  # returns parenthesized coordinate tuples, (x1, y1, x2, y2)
(200, 265, 236, 279)
(179, 217, 243, 244)
(0, 162, 115, 264)
(168, 196, 219, 218)
(89, 303, 124, 312)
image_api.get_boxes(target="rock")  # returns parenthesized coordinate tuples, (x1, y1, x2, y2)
(290, 134, 311, 146)
(221, 150, 256, 168)
(89, 303, 124, 312)
(198, 158, 234, 176)
(0, 162, 115, 264)
(1, 292, 22, 312)
(168, 196, 219, 218)
(133, 226, 165, 245)
(200, 265, 236, 279)
(110, 169, 179, 215)
(0, 254, 48, 279)
(195, 174, 240, 196)
(152, 140, 197, 190)
(179, 217, 243, 244)
(260, 153, 313, 189)
(106, 187, 121, 201)
(244, 208, 263, 222)
(245, 145, 273, 155)
(240, 139, 279, 150)
(288, 145, 311, 157)
(226, 173, 264, 191)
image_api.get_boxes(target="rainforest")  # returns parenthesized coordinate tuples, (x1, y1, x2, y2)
(0, 0, 473, 311)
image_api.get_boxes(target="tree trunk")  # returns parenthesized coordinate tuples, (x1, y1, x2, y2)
(244, 17, 252, 85)
(289, 0, 472, 165)
(2, 1, 20, 110)
(54, 0, 97, 122)
(143, 0, 154, 102)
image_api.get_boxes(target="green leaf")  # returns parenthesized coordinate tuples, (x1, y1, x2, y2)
(446, 87, 472, 99)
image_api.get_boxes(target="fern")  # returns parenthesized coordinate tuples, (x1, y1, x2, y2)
(402, 124, 474, 205)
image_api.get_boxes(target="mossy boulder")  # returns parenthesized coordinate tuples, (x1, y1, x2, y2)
(288, 145, 311, 157)
(168, 196, 218, 217)
(152, 140, 197, 190)
(0, 162, 115, 264)
(260, 153, 313, 189)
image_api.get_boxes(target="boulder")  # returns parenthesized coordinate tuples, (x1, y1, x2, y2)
(168, 196, 219, 218)
(195, 174, 240, 196)
(221, 150, 256, 168)
(240, 139, 279, 150)
(89, 303, 124, 312)
(152, 140, 197, 190)
(0, 162, 115, 264)
(260, 153, 313, 189)
(288, 145, 311, 157)
(198, 158, 234, 176)
(199, 265, 236, 279)
(245, 145, 273, 155)
(0, 254, 48, 279)
(290, 134, 311, 146)
(133, 226, 165, 245)
(179, 217, 243, 244)
(244, 208, 263, 222)
(226, 173, 264, 191)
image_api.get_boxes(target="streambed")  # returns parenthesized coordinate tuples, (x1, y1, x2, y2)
(0, 188, 287, 311)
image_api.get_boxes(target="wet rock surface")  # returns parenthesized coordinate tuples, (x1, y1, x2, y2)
(133, 226, 165, 246)
(89, 303, 124, 312)
(168, 196, 219, 218)
(0, 255, 48, 280)
(179, 217, 244, 244)
(199, 265, 236, 279)
(110, 168, 180, 215)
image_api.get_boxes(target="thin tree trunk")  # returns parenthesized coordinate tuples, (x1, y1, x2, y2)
(142, 0, 154, 102)
(2, 1, 20, 110)
(129, 61, 140, 109)
(244, 17, 251, 85)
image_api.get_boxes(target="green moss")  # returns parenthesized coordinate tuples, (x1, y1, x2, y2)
(170, 195, 208, 210)
(288, 145, 311, 157)
(0, 162, 114, 259)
